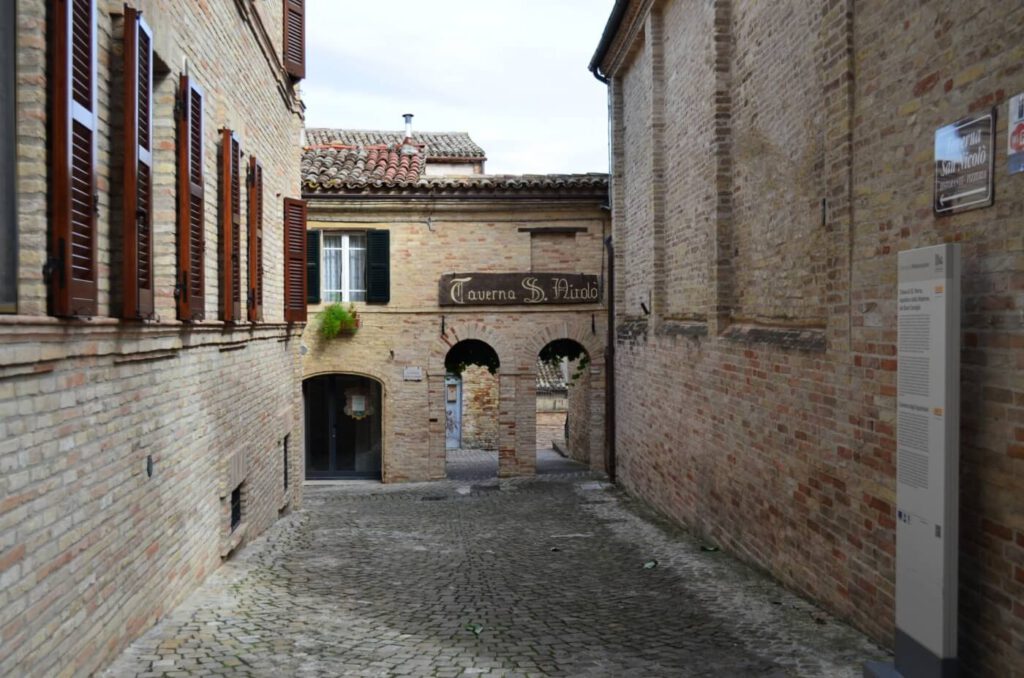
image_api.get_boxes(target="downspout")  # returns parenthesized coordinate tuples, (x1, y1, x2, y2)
(588, 0, 629, 84)
(604, 234, 616, 483)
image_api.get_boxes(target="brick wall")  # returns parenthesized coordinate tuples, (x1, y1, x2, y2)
(1, 1, 304, 675)
(304, 199, 609, 480)
(461, 365, 499, 449)
(565, 362, 591, 464)
(598, 0, 1024, 673)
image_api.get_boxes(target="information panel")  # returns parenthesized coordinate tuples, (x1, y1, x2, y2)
(894, 244, 960, 677)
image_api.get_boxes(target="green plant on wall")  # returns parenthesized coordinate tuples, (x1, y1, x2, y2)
(445, 339, 501, 376)
(317, 303, 359, 340)
(539, 339, 589, 383)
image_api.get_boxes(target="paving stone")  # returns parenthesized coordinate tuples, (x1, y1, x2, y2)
(103, 458, 887, 677)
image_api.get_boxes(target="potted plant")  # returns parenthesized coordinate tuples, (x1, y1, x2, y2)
(317, 303, 360, 340)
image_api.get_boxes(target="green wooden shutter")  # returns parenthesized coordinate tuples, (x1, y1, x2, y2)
(306, 230, 320, 303)
(365, 229, 390, 304)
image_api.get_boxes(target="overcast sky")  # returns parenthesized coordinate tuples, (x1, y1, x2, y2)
(303, 0, 614, 175)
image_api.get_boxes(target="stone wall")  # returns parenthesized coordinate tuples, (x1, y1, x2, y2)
(598, 0, 1024, 673)
(1, 1, 304, 675)
(303, 199, 609, 481)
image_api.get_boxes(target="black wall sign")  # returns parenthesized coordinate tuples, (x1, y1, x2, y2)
(934, 111, 994, 215)
(438, 273, 601, 306)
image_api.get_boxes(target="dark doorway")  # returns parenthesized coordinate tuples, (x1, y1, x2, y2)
(304, 374, 382, 479)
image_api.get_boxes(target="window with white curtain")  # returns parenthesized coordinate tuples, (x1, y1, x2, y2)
(322, 233, 366, 302)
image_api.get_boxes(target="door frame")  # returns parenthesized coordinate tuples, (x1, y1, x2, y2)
(304, 373, 383, 480)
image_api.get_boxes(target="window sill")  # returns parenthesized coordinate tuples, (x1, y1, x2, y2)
(221, 522, 247, 559)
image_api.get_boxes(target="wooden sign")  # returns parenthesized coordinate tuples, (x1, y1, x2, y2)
(438, 273, 600, 306)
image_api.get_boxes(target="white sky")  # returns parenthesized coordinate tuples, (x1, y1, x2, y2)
(303, 0, 614, 176)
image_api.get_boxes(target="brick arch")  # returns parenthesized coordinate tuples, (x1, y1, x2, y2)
(429, 320, 516, 374)
(301, 369, 394, 480)
(303, 367, 392, 395)
(523, 318, 605, 371)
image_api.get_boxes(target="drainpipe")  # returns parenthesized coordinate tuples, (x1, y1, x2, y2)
(604, 235, 616, 483)
(588, 0, 629, 84)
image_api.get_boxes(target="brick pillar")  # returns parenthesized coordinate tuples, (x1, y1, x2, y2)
(514, 373, 537, 476)
(497, 371, 537, 477)
(427, 370, 447, 479)
(587, 362, 606, 472)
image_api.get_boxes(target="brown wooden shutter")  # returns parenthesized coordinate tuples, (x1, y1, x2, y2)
(282, 0, 305, 80)
(121, 6, 154, 319)
(219, 129, 242, 322)
(176, 75, 205, 321)
(283, 198, 307, 323)
(49, 0, 98, 317)
(247, 156, 264, 322)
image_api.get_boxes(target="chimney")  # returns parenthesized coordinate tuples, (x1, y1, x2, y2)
(403, 113, 413, 140)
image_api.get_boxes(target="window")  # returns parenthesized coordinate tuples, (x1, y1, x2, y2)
(176, 76, 205, 321)
(247, 156, 264, 322)
(49, 0, 98, 317)
(282, 0, 305, 80)
(322, 233, 366, 302)
(230, 485, 242, 532)
(282, 197, 307, 322)
(283, 435, 289, 490)
(0, 0, 15, 313)
(219, 129, 242, 322)
(121, 6, 154, 319)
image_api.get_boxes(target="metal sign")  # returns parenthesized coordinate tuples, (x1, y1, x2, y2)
(438, 273, 600, 307)
(891, 244, 960, 677)
(933, 111, 994, 214)
(1008, 93, 1024, 174)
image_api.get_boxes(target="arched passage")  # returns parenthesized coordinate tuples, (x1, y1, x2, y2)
(443, 339, 501, 480)
(534, 338, 604, 473)
(304, 373, 383, 480)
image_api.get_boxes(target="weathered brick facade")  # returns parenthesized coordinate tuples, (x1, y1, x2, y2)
(461, 365, 500, 450)
(595, 0, 1024, 673)
(303, 191, 609, 481)
(1, 1, 304, 675)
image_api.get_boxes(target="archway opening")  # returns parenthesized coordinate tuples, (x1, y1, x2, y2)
(443, 339, 500, 480)
(536, 339, 592, 474)
(304, 373, 383, 480)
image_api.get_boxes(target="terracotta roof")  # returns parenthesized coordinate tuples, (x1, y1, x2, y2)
(301, 150, 608, 197)
(305, 129, 486, 161)
(537, 360, 568, 393)
(302, 142, 425, 186)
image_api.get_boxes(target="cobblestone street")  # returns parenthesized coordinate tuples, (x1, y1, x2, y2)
(104, 453, 886, 677)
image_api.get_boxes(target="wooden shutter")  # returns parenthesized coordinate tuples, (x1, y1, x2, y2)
(49, 0, 98, 317)
(283, 198, 307, 322)
(306, 230, 320, 304)
(219, 129, 242, 322)
(122, 6, 154, 319)
(247, 156, 264, 322)
(176, 75, 205, 321)
(366, 229, 390, 304)
(282, 0, 305, 79)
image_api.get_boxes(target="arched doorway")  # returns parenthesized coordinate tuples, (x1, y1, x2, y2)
(304, 374, 383, 479)
(536, 339, 594, 473)
(443, 339, 500, 480)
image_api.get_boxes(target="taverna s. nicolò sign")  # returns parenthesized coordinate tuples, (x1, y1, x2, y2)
(438, 273, 601, 306)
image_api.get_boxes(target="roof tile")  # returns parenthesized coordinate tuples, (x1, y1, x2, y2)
(305, 128, 485, 160)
